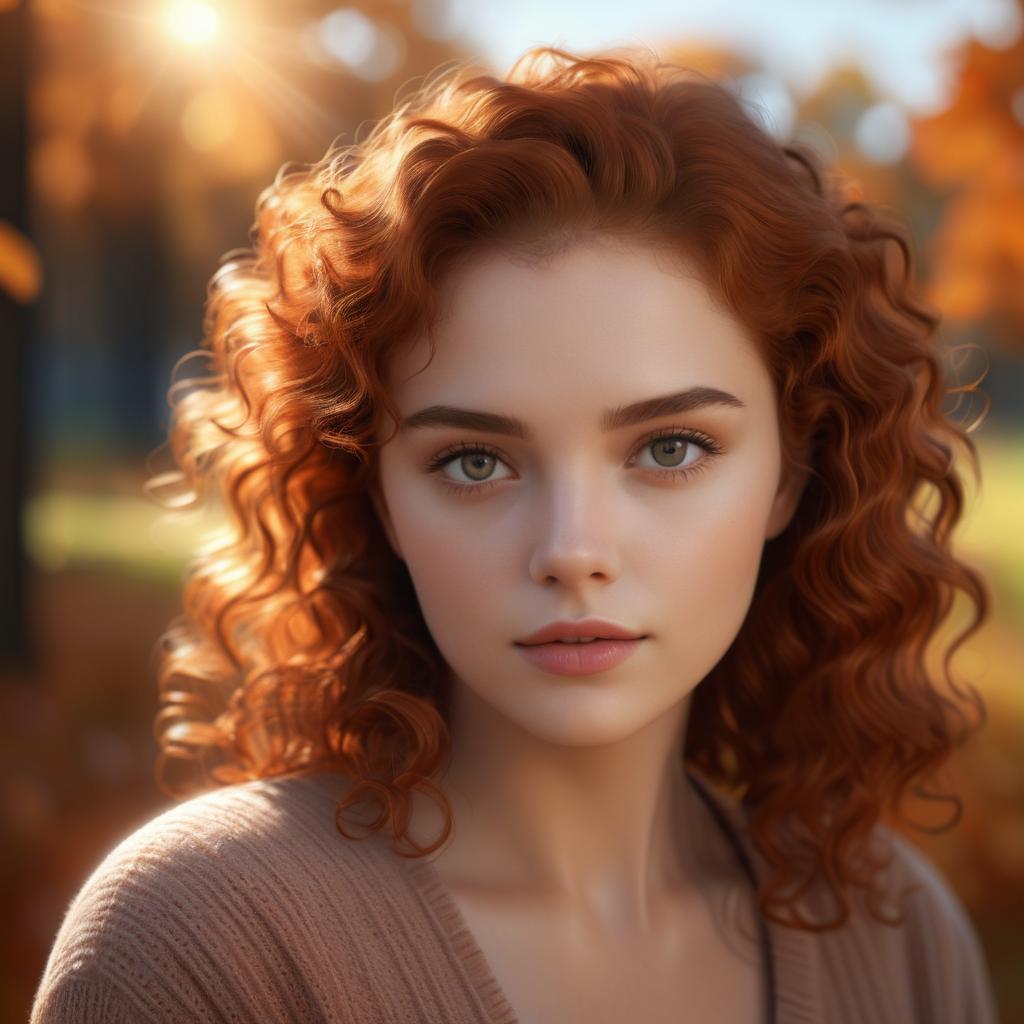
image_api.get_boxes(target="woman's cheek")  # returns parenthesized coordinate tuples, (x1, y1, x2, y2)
(655, 491, 773, 665)
(395, 512, 508, 646)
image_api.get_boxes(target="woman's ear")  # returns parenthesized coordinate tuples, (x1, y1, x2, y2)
(368, 477, 405, 561)
(765, 451, 811, 542)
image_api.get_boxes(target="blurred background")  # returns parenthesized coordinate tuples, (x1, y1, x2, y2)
(1, 0, 1022, 1019)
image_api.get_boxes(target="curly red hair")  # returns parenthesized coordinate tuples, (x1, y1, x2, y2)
(148, 46, 991, 933)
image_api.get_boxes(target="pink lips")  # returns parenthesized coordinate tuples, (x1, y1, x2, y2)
(515, 638, 644, 676)
(516, 617, 644, 647)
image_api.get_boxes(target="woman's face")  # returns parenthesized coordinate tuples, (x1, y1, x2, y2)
(372, 234, 804, 747)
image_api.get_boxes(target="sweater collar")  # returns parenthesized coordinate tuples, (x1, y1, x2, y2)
(396, 766, 823, 1024)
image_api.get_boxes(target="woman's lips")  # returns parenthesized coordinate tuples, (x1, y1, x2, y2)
(514, 638, 644, 676)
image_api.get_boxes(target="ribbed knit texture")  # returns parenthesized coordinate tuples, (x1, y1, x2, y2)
(30, 769, 998, 1023)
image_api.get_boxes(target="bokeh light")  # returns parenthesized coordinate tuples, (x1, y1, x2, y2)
(317, 7, 407, 81)
(854, 100, 910, 163)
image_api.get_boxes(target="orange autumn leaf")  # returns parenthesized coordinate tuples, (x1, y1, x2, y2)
(907, 20, 1024, 347)
(0, 220, 42, 304)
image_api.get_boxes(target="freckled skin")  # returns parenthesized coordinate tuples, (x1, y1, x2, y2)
(369, 234, 807, 999)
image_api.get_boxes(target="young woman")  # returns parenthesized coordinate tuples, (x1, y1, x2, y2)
(32, 47, 997, 1024)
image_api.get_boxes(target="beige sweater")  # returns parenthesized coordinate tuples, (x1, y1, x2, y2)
(30, 769, 997, 1023)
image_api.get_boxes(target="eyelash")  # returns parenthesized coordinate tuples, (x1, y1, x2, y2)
(424, 425, 725, 496)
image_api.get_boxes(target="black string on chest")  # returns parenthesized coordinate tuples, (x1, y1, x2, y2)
(686, 771, 778, 1024)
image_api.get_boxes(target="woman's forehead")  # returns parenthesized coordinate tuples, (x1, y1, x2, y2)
(386, 237, 769, 409)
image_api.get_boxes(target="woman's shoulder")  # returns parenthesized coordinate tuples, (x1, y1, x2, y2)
(30, 770, 394, 1023)
(879, 824, 981, 934)
(688, 774, 997, 1022)
(813, 823, 998, 1024)
(43, 769, 383, 923)
(58, 770, 367, 901)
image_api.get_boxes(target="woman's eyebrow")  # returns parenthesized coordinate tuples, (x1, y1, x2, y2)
(399, 386, 746, 439)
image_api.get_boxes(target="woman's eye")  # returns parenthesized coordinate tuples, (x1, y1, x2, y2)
(437, 448, 512, 486)
(631, 436, 703, 472)
(425, 429, 722, 494)
(623, 430, 722, 483)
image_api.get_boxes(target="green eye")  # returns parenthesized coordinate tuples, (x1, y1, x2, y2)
(648, 436, 691, 468)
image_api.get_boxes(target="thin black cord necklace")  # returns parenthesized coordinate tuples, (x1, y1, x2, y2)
(686, 770, 778, 1024)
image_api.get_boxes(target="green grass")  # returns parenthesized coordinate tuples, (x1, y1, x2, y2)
(954, 431, 1024, 619)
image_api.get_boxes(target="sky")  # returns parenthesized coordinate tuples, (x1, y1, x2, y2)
(437, 0, 1022, 116)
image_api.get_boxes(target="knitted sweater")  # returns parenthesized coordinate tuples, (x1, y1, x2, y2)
(30, 768, 998, 1023)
